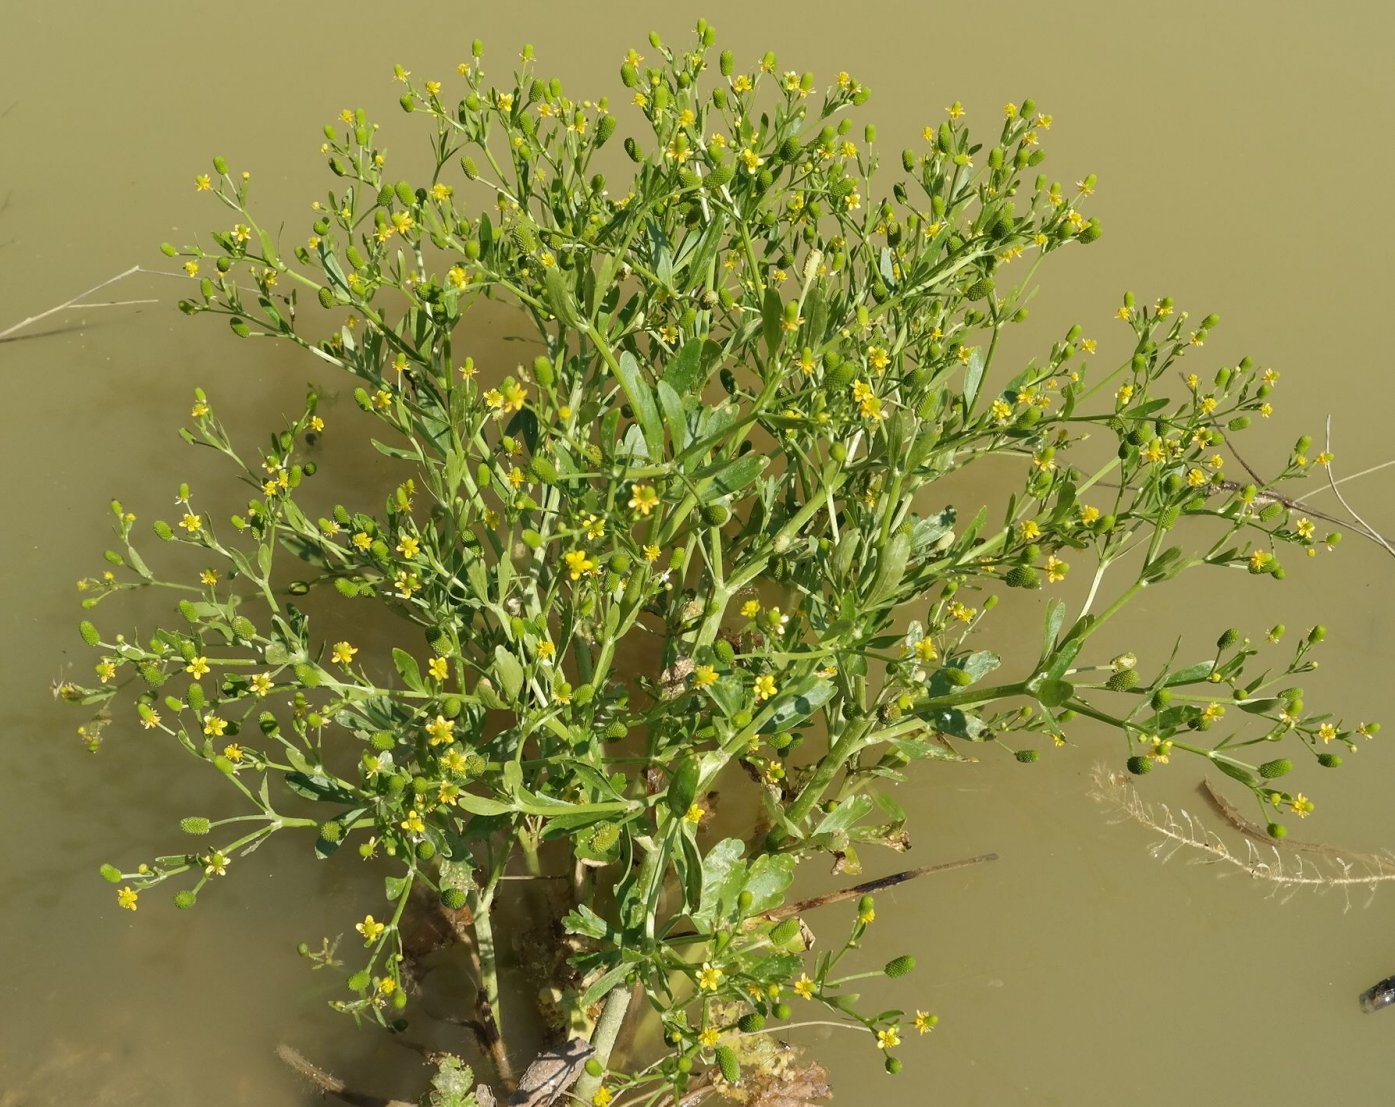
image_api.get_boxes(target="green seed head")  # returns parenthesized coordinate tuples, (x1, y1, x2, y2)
(884, 955, 916, 978)
(715, 1046, 741, 1083)
(1317, 753, 1343, 768)
(99, 864, 122, 884)
(174, 891, 197, 910)
(1105, 669, 1140, 692)
(180, 816, 212, 836)
(1014, 749, 1040, 764)
(737, 1012, 765, 1033)
(441, 887, 467, 910)
(1267, 822, 1288, 840)
(1126, 755, 1152, 775)
(1258, 758, 1293, 779)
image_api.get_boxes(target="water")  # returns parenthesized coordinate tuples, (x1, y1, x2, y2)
(3, 2, 1392, 1103)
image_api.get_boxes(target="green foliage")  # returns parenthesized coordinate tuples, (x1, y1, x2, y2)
(63, 18, 1378, 1100)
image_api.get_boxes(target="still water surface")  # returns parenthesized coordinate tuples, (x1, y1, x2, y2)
(3, 3, 1393, 1104)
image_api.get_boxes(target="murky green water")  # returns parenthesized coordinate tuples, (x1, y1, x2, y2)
(3, 2, 1393, 1103)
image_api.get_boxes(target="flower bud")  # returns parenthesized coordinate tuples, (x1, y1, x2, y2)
(100, 864, 122, 883)
(1266, 822, 1287, 839)
(1308, 625, 1327, 644)
(885, 1058, 902, 1075)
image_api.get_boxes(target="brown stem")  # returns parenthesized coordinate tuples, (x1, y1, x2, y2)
(765, 852, 999, 921)
(1200, 779, 1395, 870)
(274, 1044, 416, 1107)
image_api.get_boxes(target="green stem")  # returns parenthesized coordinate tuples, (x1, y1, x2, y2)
(575, 986, 634, 1102)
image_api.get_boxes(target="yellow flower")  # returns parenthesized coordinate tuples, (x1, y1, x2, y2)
(352, 531, 372, 551)
(1017, 520, 1040, 541)
(180, 514, 203, 534)
(990, 398, 1013, 424)
(203, 850, 229, 876)
(1045, 556, 1068, 583)
(753, 674, 777, 702)
(447, 265, 469, 288)
(684, 803, 704, 825)
(867, 344, 890, 371)
(699, 1026, 721, 1048)
(396, 534, 421, 559)
(536, 641, 556, 661)
(582, 514, 606, 540)
(1078, 505, 1101, 526)
(117, 887, 139, 911)
(231, 224, 251, 244)
(697, 962, 724, 991)
(223, 743, 244, 763)
(643, 544, 661, 562)
(914, 1011, 938, 1034)
(693, 665, 718, 688)
(1291, 793, 1314, 818)
(249, 673, 272, 696)
(400, 809, 426, 835)
(427, 656, 450, 681)
(912, 638, 938, 662)
(425, 715, 455, 745)
(183, 260, 200, 278)
(876, 1026, 901, 1050)
(946, 100, 965, 119)
(195, 174, 212, 191)
(203, 715, 227, 737)
(591, 1088, 612, 1107)
(200, 568, 220, 586)
(186, 656, 211, 678)
(1318, 722, 1337, 743)
(564, 550, 595, 580)
(793, 974, 816, 999)
(331, 641, 358, 666)
(356, 915, 386, 944)
(629, 484, 660, 516)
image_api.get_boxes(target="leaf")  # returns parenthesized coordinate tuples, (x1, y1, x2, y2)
(392, 648, 424, 692)
(868, 528, 912, 606)
(963, 346, 986, 410)
(759, 677, 836, 734)
(284, 771, 357, 804)
(581, 959, 635, 1008)
(656, 381, 690, 450)
(1040, 598, 1066, 664)
(695, 838, 747, 927)
(493, 645, 525, 702)
(699, 454, 767, 501)
(562, 904, 611, 940)
(1166, 660, 1216, 686)
(761, 286, 783, 357)
(455, 791, 515, 817)
(614, 351, 664, 458)
(742, 853, 795, 914)
(813, 794, 874, 837)
(663, 338, 721, 396)
(1034, 679, 1074, 708)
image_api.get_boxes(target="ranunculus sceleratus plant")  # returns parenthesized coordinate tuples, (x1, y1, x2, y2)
(65, 18, 1376, 1104)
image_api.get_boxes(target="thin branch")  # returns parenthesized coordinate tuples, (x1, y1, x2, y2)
(275, 1043, 416, 1107)
(766, 852, 998, 921)
(0, 266, 156, 342)
(1318, 416, 1395, 558)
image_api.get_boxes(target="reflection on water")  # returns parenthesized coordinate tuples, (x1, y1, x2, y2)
(3, 2, 1394, 1104)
